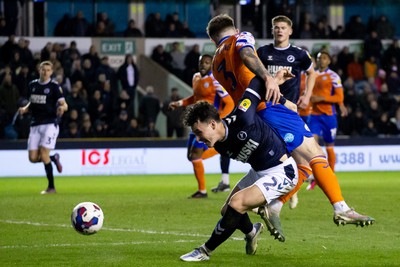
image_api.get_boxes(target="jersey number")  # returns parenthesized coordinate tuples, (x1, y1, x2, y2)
(217, 59, 237, 90)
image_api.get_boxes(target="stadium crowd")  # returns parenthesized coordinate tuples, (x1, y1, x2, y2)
(0, 11, 399, 139)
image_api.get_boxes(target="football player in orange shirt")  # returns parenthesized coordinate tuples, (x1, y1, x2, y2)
(206, 14, 374, 242)
(169, 54, 234, 198)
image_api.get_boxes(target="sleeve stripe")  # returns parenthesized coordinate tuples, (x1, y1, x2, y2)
(245, 88, 261, 100)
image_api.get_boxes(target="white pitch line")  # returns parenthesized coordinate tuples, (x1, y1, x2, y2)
(0, 219, 245, 248)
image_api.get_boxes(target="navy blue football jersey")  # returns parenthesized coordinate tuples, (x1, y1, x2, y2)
(214, 89, 288, 171)
(27, 79, 65, 126)
(257, 44, 313, 102)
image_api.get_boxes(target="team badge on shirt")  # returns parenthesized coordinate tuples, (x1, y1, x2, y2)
(287, 55, 295, 63)
(238, 99, 251, 112)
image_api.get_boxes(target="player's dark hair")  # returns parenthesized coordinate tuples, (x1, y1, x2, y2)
(183, 101, 221, 127)
(206, 14, 235, 40)
(317, 50, 331, 60)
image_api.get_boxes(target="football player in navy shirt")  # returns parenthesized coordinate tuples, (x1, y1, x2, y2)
(257, 15, 317, 208)
(180, 73, 298, 262)
(19, 61, 68, 194)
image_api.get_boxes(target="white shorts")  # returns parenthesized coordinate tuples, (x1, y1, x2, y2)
(237, 157, 298, 204)
(28, 123, 60, 150)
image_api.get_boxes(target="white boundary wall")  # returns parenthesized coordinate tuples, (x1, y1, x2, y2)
(1, 145, 399, 177)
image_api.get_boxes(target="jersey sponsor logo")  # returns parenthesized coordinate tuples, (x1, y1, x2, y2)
(31, 94, 47, 104)
(237, 131, 247, 140)
(284, 133, 295, 143)
(267, 65, 293, 76)
(287, 55, 295, 63)
(238, 99, 251, 112)
(236, 139, 259, 163)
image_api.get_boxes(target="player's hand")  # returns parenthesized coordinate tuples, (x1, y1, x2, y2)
(265, 75, 281, 105)
(169, 101, 181, 110)
(310, 95, 324, 103)
(297, 95, 310, 110)
(274, 69, 295, 85)
(339, 104, 348, 117)
(56, 106, 64, 117)
(18, 107, 28, 115)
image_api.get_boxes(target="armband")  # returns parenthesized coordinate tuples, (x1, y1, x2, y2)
(279, 96, 287, 105)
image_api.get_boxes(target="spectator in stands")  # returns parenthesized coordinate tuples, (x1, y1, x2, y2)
(169, 42, 185, 79)
(181, 21, 196, 38)
(382, 39, 400, 73)
(96, 56, 118, 91)
(93, 119, 108, 137)
(61, 108, 80, 134)
(166, 12, 183, 33)
(145, 12, 165, 37)
(16, 38, 34, 70)
(313, 17, 330, 39)
(117, 54, 139, 116)
(54, 13, 71, 36)
(81, 58, 96, 94)
(352, 107, 368, 135)
(139, 85, 160, 127)
(69, 11, 91, 37)
(364, 30, 383, 67)
(82, 45, 101, 71)
(151, 44, 173, 72)
(162, 87, 185, 138)
(0, 35, 18, 65)
(386, 68, 400, 98)
(0, 72, 19, 124)
(116, 88, 133, 118)
(97, 12, 115, 37)
(126, 117, 144, 137)
(331, 25, 345, 39)
(374, 15, 395, 40)
(61, 121, 81, 138)
(345, 15, 367, 39)
(65, 82, 88, 118)
(299, 22, 313, 39)
(183, 44, 200, 85)
(92, 21, 109, 37)
(364, 55, 378, 80)
(88, 89, 106, 124)
(8, 50, 23, 75)
(123, 19, 143, 37)
(361, 119, 378, 136)
(109, 109, 130, 137)
(336, 46, 352, 81)
(378, 83, 398, 115)
(389, 107, 400, 134)
(80, 112, 95, 138)
(347, 52, 364, 83)
(14, 64, 30, 98)
(40, 42, 52, 61)
(143, 121, 160, 137)
(166, 23, 182, 38)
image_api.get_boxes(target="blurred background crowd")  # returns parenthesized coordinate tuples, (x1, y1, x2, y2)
(0, 0, 399, 139)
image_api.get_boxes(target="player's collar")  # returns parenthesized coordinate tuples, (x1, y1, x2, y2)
(220, 120, 229, 142)
(273, 43, 291, 50)
(38, 78, 51, 85)
(217, 35, 231, 46)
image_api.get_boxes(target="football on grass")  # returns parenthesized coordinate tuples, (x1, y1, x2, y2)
(71, 202, 104, 235)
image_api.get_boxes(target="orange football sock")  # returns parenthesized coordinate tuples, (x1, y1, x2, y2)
(310, 156, 344, 204)
(202, 148, 219, 160)
(326, 146, 336, 172)
(278, 164, 311, 204)
(192, 159, 206, 191)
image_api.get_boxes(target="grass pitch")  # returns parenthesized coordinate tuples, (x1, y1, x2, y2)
(0, 172, 399, 267)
